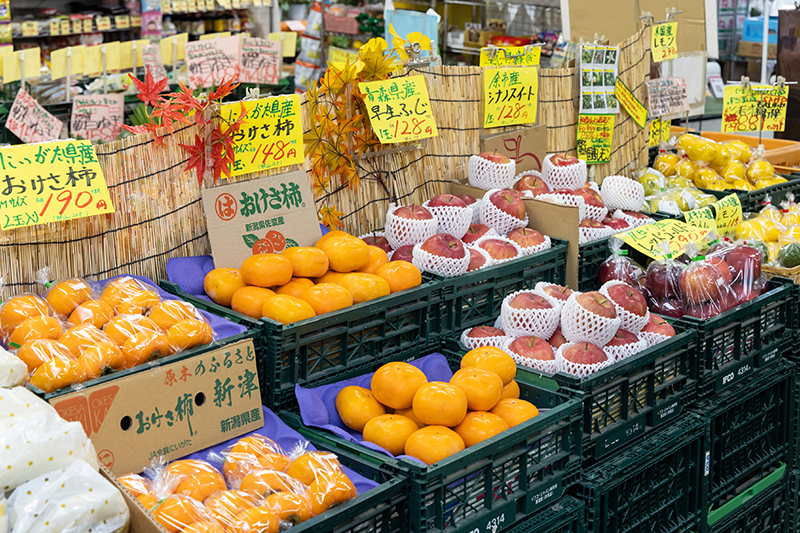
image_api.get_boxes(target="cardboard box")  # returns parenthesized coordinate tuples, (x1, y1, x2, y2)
(101, 466, 165, 533)
(737, 40, 777, 59)
(741, 16, 777, 44)
(482, 125, 547, 173)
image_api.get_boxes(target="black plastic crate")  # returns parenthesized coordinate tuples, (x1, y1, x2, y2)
(573, 412, 709, 533)
(577, 237, 611, 291)
(282, 340, 583, 533)
(500, 496, 585, 533)
(689, 359, 795, 511)
(790, 469, 799, 533)
(431, 238, 568, 341)
(517, 325, 697, 464)
(674, 277, 794, 397)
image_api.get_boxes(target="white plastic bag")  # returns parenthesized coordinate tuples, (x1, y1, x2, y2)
(0, 347, 26, 388)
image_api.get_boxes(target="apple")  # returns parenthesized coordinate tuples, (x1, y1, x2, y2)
(606, 329, 640, 346)
(732, 282, 758, 303)
(478, 151, 510, 165)
(645, 263, 682, 300)
(467, 325, 505, 338)
(641, 314, 676, 337)
(573, 186, 604, 208)
(392, 245, 415, 263)
(708, 256, 733, 284)
(718, 287, 738, 312)
(515, 175, 550, 197)
(685, 303, 717, 320)
(580, 219, 605, 229)
(467, 248, 488, 272)
(621, 210, 650, 220)
(429, 194, 468, 209)
(575, 292, 616, 319)
(551, 153, 580, 167)
(648, 297, 684, 318)
(509, 292, 552, 310)
(606, 284, 647, 317)
(549, 327, 567, 349)
(561, 342, 607, 364)
(489, 189, 526, 221)
(680, 263, 724, 305)
(462, 223, 491, 244)
(599, 258, 644, 287)
(479, 238, 519, 261)
(551, 188, 576, 197)
(394, 205, 433, 220)
(420, 233, 466, 260)
(602, 217, 629, 231)
(725, 246, 762, 282)
(362, 235, 392, 253)
(458, 194, 477, 206)
(542, 285, 573, 302)
(507, 228, 545, 249)
(509, 336, 554, 360)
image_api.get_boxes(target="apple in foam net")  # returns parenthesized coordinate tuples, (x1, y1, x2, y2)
(542, 285, 573, 302)
(509, 292, 552, 310)
(573, 186, 604, 208)
(478, 151, 510, 165)
(514, 175, 550, 197)
(467, 248, 488, 272)
(507, 228, 545, 249)
(551, 153, 580, 167)
(580, 219, 605, 229)
(489, 189, 527, 221)
(467, 325, 505, 338)
(509, 336, 554, 361)
(428, 194, 468, 209)
(392, 245, 415, 263)
(576, 291, 617, 319)
(419, 233, 466, 260)
(462, 224, 491, 244)
(549, 327, 567, 349)
(394, 205, 433, 220)
(479, 239, 518, 261)
(362, 235, 392, 253)
(458, 194, 477, 206)
(602, 217, 629, 231)
(642, 315, 676, 338)
(606, 283, 647, 317)
(606, 329, 640, 347)
(562, 342, 607, 364)
(551, 188, 575, 197)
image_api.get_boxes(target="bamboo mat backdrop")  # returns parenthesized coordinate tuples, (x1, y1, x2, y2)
(0, 28, 649, 296)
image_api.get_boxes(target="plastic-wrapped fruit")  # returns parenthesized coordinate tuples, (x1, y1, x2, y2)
(665, 175, 693, 189)
(653, 153, 680, 176)
(673, 158, 699, 182)
(662, 191, 691, 211)
(710, 144, 736, 168)
(728, 179, 756, 191)
(746, 160, 775, 183)
(693, 168, 724, 189)
(744, 240, 769, 262)
(760, 204, 783, 222)
(638, 171, 665, 197)
(781, 225, 800, 243)
(677, 134, 719, 163)
(722, 140, 752, 164)
(735, 217, 781, 242)
(782, 211, 800, 226)
(694, 194, 717, 208)
(768, 242, 781, 262)
(777, 242, 800, 268)
(718, 160, 745, 183)
(755, 176, 788, 188)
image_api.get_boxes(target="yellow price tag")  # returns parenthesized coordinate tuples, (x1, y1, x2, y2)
(3, 48, 41, 82)
(652, 22, 678, 62)
(218, 0, 231, 8)
(72, 19, 83, 34)
(21, 21, 38, 37)
(577, 114, 615, 164)
(115, 15, 130, 29)
(620, 219, 712, 260)
(268, 32, 296, 57)
(131, 15, 142, 27)
(660, 119, 671, 142)
(328, 46, 358, 66)
(479, 45, 540, 67)
(253, 0, 263, 6)
(49, 20, 60, 36)
(206, 0, 216, 10)
(648, 118, 661, 147)
(683, 207, 717, 231)
(483, 67, 538, 128)
(361, 75, 439, 144)
(61, 19, 71, 34)
(221, 96, 304, 176)
(163, 0, 173, 13)
(615, 77, 647, 128)
(83, 18, 93, 33)
(188, 0, 197, 10)
(232, 0, 241, 7)
(96, 17, 111, 31)
(722, 84, 788, 133)
(711, 194, 743, 233)
(50, 45, 84, 80)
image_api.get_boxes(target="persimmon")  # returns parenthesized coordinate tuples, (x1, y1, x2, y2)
(8, 315, 61, 347)
(315, 230, 352, 248)
(312, 271, 346, 284)
(335, 386, 386, 431)
(28, 352, 82, 393)
(137, 493, 159, 511)
(152, 495, 207, 533)
(174, 470, 227, 501)
(230, 286, 276, 319)
(100, 277, 146, 309)
(404, 426, 465, 465)
(374, 261, 422, 293)
(454, 412, 509, 447)
(231, 507, 280, 533)
(412, 381, 468, 427)
(394, 407, 426, 428)
(204, 268, 247, 307)
(120, 330, 170, 368)
(46, 279, 92, 316)
(363, 414, 418, 456)
(308, 471, 357, 516)
(339, 273, 391, 304)
(318, 237, 371, 273)
(450, 367, 503, 411)
(117, 473, 152, 498)
(300, 284, 353, 315)
(262, 295, 316, 325)
(490, 398, 539, 428)
(0, 295, 49, 337)
(67, 299, 114, 329)
(149, 300, 200, 330)
(501, 380, 520, 399)
(275, 278, 314, 299)
(204, 490, 255, 529)
(371, 361, 427, 410)
(240, 469, 304, 498)
(181, 522, 226, 533)
(59, 324, 117, 356)
(264, 491, 312, 524)
(358, 246, 389, 274)
(167, 319, 213, 353)
(461, 346, 517, 385)
(241, 254, 293, 288)
(17, 339, 73, 373)
(76, 344, 113, 381)
(104, 315, 163, 346)
(115, 290, 160, 315)
(287, 452, 341, 486)
(281, 247, 329, 278)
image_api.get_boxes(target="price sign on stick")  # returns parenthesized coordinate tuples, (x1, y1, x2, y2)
(7, 90, 62, 143)
(615, 78, 647, 128)
(651, 22, 678, 62)
(621, 219, 711, 260)
(185, 36, 240, 89)
(683, 207, 717, 231)
(483, 67, 538, 128)
(0, 140, 116, 230)
(648, 118, 661, 146)
(722, 84, 788, 132)
(70, 94, 124, 143)
(646, 77, 689, 117)
(361, 75, 439, 144)
(479, 46, 541, 67)
(577, 114, 615, 164)
(239, 37, 282, 85)
(221, 96, 304, 176)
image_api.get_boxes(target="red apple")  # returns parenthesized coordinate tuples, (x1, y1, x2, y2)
(599, 258, 644, 287)
(580, 219, 605, 229)
(420, 233, 466, 260)
(551, 153, 580, 167)
(551, 188, 576, 197)
(725, 246, 762, 282)
(576, 292, 616, 319)
(509, 292, 552, 310)
(680, 263, 724, 305)
(685, 303, 717, 320)
(478, 151, 510, 164)
(605, 329, 639, 347)
(602, 217, 629, 231)
(392, 245, 415, 263)
(458, 194, 477, 206)
(621, 210, 649, 220)
(732, 282, 758, 303)
(515, 175, 550, 197)
(479, 239, 518, 261)
(708, 256, 733, 284)
(542, 285, 573, 302)
(509, 336, 554, 360)
(718, 287, 738, 311)
(362, 235, 392, 253)
(562, 342, 607, 364)
(641, 315, 676, 337)
(489, 189, 526, 221)
(462, 224, 491, 244)
(394, 205, 433, 220)
(467, 325, 505, 338)
(606, 284, 647, 317)
(648, 297, 684, 318)
(507, 228, 545, 249)
(549, 327, 567, 349)
(573, 186, 604, 208)
(645, 263, 682, 300)
(429, 194, 468, 209)
(467, 248, 488, 272)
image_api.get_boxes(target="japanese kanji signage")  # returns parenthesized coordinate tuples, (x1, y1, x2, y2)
(360, 75, 438, 144)
(615, 78, 647, 128)
(651, 22, 678, 62)
(51, 338, 262, 475)
(620, 219, 711, 261)
(577, 114, 615, 164)
(6, 90, 63, 144)
(578, 45, 619, 114)
(646, 77, 690, 118)
(683, 194, 742, 234)
(483, 66, 538, 128)
(0, 140, 115, 230)
(722, 84, 788, 133)
(185, 35, 240, 89)
(221, 95, 303, 176)
(239, 37, 282, 85)
(479, 45, 541, 67)
(648, 117, 672, 146)
(201, 170, 321, 269)
(70, 94, 124, 143)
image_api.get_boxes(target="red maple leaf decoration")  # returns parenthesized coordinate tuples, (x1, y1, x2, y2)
(179, 134, 207, 185)
(129, 66, 169, 108)
(209, 77, 241, 102)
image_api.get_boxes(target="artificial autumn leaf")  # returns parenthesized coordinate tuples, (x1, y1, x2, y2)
(389, 26, 433, 60)
(178, 134, 207, 185)
(313, 172, 330, 197)
(151, 100, 191, 134)
(209, 76, 240, 102)
(168, 81, 207, 115)
(129, 66, 169, 108)
(320, 205, 345, 229)
(119, 124, 150, 135)
(359, 38, 395, 81)
(354, 132, 382, 156)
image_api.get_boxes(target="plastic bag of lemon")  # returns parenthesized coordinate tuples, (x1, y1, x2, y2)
(638, 167, 717, 214)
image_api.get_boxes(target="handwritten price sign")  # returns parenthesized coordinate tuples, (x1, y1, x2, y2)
(7, 90, 63, 144)
(646, 78, 689, 118)
(621, 219, 711, 260)
(221, 96, 304, 177)
(648, 118, 672, 146)
(577, 114, 615, 164)
(239, 37, 281, 85)
(615, 78, 647, 128)
(651, 22, 678, 62)
(722, 84, 788, 133)
(479, 46, 541, 67)
(185, 36, 240, 89)
(684, 193, 742, 234)
(70, 94, 124, 143)
(0, 140, 115, 231)
(361, 75, 439, 144)
(483, 67, 538, 129)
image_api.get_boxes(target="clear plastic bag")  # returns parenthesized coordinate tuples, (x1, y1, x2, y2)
(100, 276, 163, 315)
(217, 435, 290, 488)
(599, 237, 645, 288)
(643, 243, 685, 318)
(103, 314, 174, 369)
(44, 278, 96, 318)
(0, 294, 53, 344)
(680, 243, 737, 319)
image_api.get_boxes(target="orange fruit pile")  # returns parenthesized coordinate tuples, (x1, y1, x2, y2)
(204, 232, 422, 325)
(335, 348, 539, 465)
(0, 276, 214, 393)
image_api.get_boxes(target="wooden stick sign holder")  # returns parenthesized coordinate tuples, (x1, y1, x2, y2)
(729, 75, 797, 146)
(639, 7, 682, 27)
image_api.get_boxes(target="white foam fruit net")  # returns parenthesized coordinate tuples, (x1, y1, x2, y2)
(542, 155, 587, 190)
(536, 191, 587, 221)
(512, 234, 552, 257)
(500, 290, 561, 339)
(479, 189, 529, 234)
(473, 235, 523, 265)
(467, 246, 494, 271)
(579, 225, 614, 245)
(603, 334, 648, 363)
(358, 230, 386, 240)
(584, 205, 609, 222)
(600, 176, 645, 212)
(412, 243, 470, 278)
(469, 199, 482, 224)
(560, 292, 621, 346)
(503, 337, 558, 374)
(555, 342, 613, 378)
(424, 203, 473, 240)
(599, 280, 650, 333)
(468, 155, 517, 190)
(534, 282, 569, 311)
(460, 327, 508, 350)
(384, 206, 439, 249)
(612, 209, 654, 229)
(640, 330, 671, 348)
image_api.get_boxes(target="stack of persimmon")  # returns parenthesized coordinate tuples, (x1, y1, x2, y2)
(0, 276, 213, 393)
(335, 347, 540, 465)
(119, 434, 357, 532)
(203, 231, 423, 325)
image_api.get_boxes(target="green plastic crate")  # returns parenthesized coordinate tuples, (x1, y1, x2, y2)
(577, 237, 611, 291)
(689, 359, 795, 510)
(281, 341, 583, 533)
(160, 278, 438, 412)
(574, 412, 709, 533)
(674, 277, 794, 397)
(500, 496, 585, 533)
(517, 325, 697, 464)
(790, 469, 799, 533)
